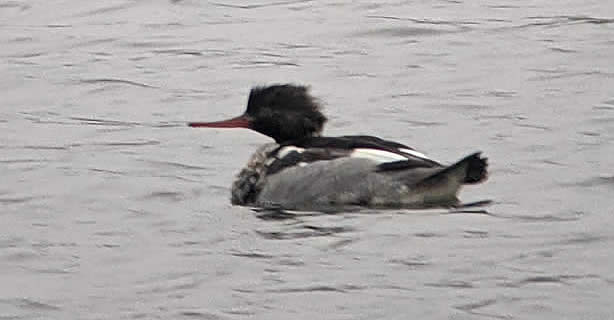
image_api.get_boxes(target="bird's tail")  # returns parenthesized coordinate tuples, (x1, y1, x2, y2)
(417, 152, 488, 187)
(459, 152, 488, 184)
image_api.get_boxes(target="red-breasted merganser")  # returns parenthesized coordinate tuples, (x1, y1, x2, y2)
(189, 84, 488, 211)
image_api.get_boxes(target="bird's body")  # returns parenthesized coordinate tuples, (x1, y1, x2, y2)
(189, 84, 488, 211)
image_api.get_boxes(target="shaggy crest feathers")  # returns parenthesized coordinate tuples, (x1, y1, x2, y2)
(246, 84, 328, 142)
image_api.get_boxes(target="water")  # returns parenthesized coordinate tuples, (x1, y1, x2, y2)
(2, 1, 613, 319)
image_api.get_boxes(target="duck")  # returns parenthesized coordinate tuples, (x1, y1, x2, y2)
(189, 84, 487, 211)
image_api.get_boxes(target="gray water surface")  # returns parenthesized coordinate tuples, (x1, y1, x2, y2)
(2, 1, 614, 319)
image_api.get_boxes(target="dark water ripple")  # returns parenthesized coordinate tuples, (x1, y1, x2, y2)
(356, 26, 469, 38)
(78, 78, 158, 89)
(522, 15, 614, 27)
(388, 257, 432, 268)
(255, 225, 355, 240)
(454, 298, 510, 320)
(267, 284, 365, 293)
(209, 0, 313, 10)
(425, 279, 474, 288)
(0, 195, 38, 204)
(177, 310, 227, 320)
(499, 273, 603, 289)
(0, 298, 61, 311)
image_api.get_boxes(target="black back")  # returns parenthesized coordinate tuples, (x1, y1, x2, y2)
(265, 135, 441, 175)
(245, 85, 327, 143)
(283, 135, 413, 151)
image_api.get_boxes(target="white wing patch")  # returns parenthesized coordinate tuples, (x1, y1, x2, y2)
(399, 148, 431, 160)
(276, 146, 304, 159)
(274, 145, 433, 168)
(350, 148, 408, 163)
(349, 147, 434, 164)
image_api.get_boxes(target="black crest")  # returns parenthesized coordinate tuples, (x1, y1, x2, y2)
(245, 84, 328, 142)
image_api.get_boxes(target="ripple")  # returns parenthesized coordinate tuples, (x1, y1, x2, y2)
(88, 168, 125, 175)
(178, 310, 227, 320)
(255, 225, 354, 240)
(231, 251, 274, 259)
(454, 298, 510, 320)
(142, 191, 185, 202)
(366, 15, 479, 27)
(267, 284, 364, 293)
(485, 90, 517, 98)
(502, 274, 600, 288)
(508, 15, 614, 31)
(500, 211, 584, 223)
(29, 266, 76, 274)
(486, 4, 522, 9)
(92, 140, 160, 147)
(570, 175, 614, 189)
(388, 257, 431, 268)
(456, 298, 497, 311)
(68, 117, 140, 127)
(223, 308, 255, 316)
(514, 123, 551, 131)
(0, 1, 30, 11)
(31, 241, 77, 248)
(529, 70, 612, 81)
(254, 209, 300, 221)
(137, 275, 204, 295)
(433, 103, 491, 111)
(0, 159, 49, 164)
(6, 52, 45, 59)
(594, 98, 614, 110)
(79, 78, 157, 89)
(356, 26, 464, 38)
(413, 232, 442, 238)
(549, 47, 577, 53)
(328, 238, 355, 249)
(20, 145, 68, 150)
(144, 159, 210, 171)
(425, 279, 475, 288)
(276, 258, 305, 266)
(2, 249, 38, 262)
(152, 49, 204, 56)
(0, 237, 24, 249)
(209, 0, 312, 9)
(0, 195, 37, 204)
(253, 207, 331, 221)
(233, 60, 299, 68)
(557, 233, 608, 245)
(0, 298, 61, 312)
(398, 119, 446, 127)
(463, 230, 489, 238)
(529, 15, 614, 26)
(71, 3, 130, 17)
